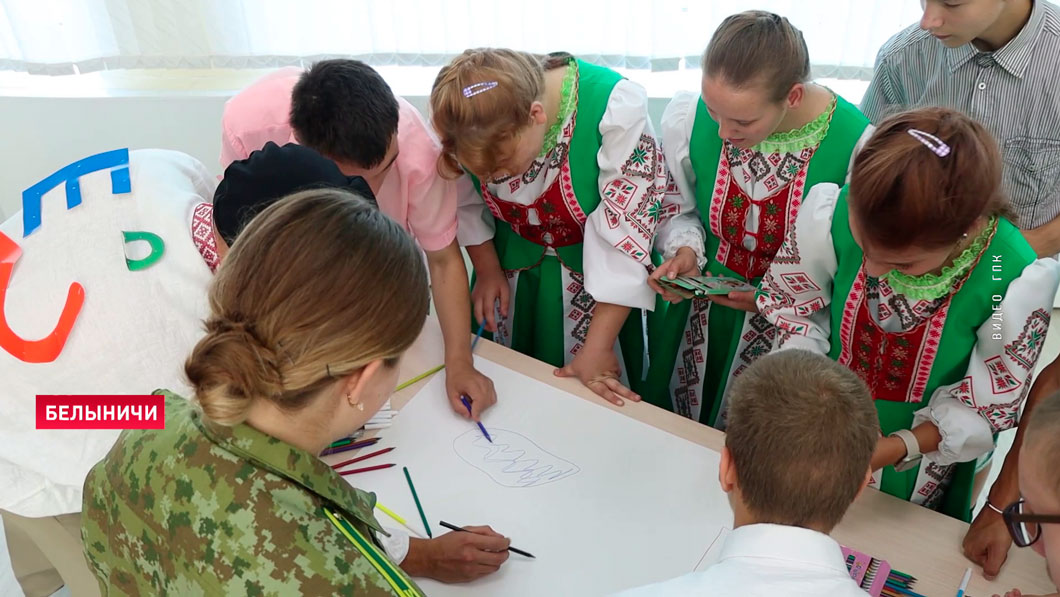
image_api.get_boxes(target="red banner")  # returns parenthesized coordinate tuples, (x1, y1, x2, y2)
(36, 395, 165, 429)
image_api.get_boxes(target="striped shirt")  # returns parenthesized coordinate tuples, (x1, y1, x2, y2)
(861, 0, 1060, 229)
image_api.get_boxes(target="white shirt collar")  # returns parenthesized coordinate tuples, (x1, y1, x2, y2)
(718, 523, 850, 575)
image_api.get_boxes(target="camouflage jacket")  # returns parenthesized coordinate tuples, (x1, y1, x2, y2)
(82, 392, 422, 596)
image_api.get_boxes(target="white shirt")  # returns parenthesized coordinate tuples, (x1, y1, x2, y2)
(614, 524, 866, 597)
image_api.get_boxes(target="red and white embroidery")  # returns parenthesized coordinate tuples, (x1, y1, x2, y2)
(775, 315, 809, 336)
(706, 143, 813, 280)
(603, 205, 621, 230)
(951, 376, 975, 408)
(672, 299, 711, 420)
(985, 355, 1022, 394)
(481, 159, 586, 253)
(620, 134, 658, 181)
(565, 271, 597, 358)
(838, 267, 950, 403)
(614, 235, 648, 263)
(1005, 309, 1050, 370)
(982, 394, 1023, 432)
(757, 270, 794, 319)
(878, 303, 893, 321)
(602, 177, 639, 211)
(794, 297, 826, 317)
(780, 272, 821, 294)
(191, 202, 219, 273)
(909, 302, 949, 402)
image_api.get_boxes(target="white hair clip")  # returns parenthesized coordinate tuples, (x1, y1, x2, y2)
(908, 129, 951, 157)
(462, 81, 498, 98)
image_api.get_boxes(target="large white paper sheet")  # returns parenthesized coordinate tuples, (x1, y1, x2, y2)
(353, 358, 733, 596)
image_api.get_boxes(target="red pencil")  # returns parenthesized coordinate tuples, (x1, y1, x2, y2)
(331, 447, 395, 470)
(339, 463, 395, 476)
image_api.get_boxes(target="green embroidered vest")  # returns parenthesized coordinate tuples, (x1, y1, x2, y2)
(688, 94, 868, 282)
(828, 187, 1034, 519)
(468, 59, 623, 273)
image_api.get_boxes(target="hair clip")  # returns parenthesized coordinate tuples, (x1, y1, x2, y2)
(462, 81, 498, 98)
(908, 129, 951, 157)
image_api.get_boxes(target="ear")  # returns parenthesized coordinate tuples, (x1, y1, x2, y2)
(719, 446, 738, 494)
(528, 101, 548, 126)
(785, 83, 805, 110)
(341, 359, 387, 409)
(853, 466, 873, 501)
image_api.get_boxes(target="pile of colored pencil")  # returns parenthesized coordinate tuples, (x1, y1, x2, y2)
(881, 569, 923, 597)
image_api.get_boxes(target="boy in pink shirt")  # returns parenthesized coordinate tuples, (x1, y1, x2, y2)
(221, 61, 496, 418)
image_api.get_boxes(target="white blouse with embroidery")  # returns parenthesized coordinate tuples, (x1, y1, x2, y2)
(757, 183, 1060, 465)
(655, 90, 874, 268)
(455, 79, 691, 311)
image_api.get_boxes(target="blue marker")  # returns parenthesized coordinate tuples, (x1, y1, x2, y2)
(955, 567, 971, 597)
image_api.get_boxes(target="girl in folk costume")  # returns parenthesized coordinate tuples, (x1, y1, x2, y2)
(431, 49, 689, 405)
(757, 108, 1060, 521)
(644, 11, 873, 427)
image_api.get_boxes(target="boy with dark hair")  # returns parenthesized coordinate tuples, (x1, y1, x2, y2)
(221, 60, 497, 421)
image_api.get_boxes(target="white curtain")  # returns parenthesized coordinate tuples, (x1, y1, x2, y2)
(0, 0, 923, 78)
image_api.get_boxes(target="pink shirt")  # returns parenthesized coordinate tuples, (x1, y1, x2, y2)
(220, 67, 458, 252)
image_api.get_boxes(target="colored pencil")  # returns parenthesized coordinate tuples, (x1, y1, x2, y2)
(883, 581, 926, 597)
(375, 503, 426, 539)
(404, 467, 433, 538)
(471, 320, 486, 350)
(328, 432, 366, 445)
(338, 463, 394, 476)
(331, 447, 395, 470)
(395, 364, 445, 391)
(460, 396, 493, 443)
(438, 520, 535, 558)
(320, 437, 380, 456)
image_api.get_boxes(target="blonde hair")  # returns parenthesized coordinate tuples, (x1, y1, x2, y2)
(430, 48, 566, 179)
(185, 188, 429, 426)
(725, 350, 878, 531)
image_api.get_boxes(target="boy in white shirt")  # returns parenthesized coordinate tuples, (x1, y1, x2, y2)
(618, 349, 878, 596)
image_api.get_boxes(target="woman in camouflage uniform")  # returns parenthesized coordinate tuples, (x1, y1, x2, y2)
(81, 189, 511, 596)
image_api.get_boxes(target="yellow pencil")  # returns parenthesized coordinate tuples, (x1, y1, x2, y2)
(375, 502, 427, 539)
(394, 364, 444, 391)
(376, 503, 407, 525)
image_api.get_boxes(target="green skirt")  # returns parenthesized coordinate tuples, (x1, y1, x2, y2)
(643, 295, 772, 427)
(472, 255, 646, 388)
(876, 400, 976, 522)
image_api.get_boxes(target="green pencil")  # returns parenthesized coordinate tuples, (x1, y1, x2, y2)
(403, 466, 433, 538)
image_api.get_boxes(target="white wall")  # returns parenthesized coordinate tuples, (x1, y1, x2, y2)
(0, 94, 686, 222)
(0, 95, 228, 221)
(0, 70, 871, 222)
